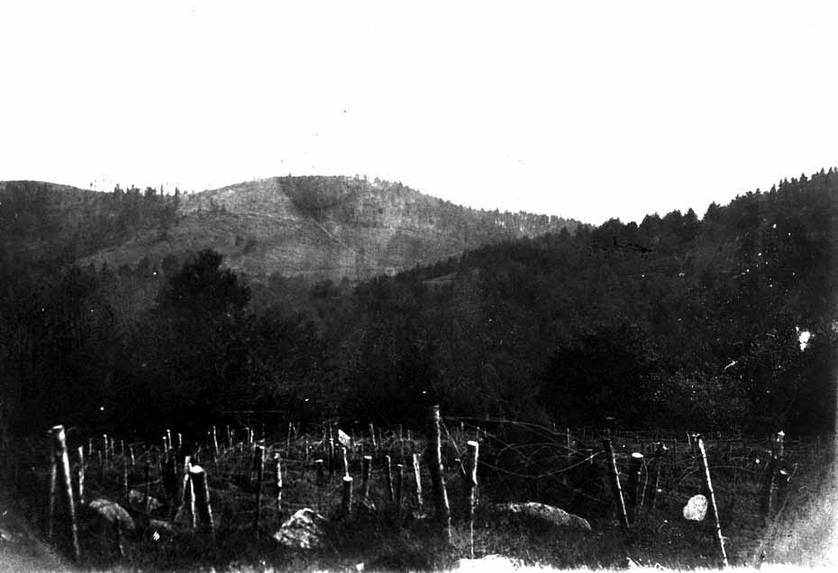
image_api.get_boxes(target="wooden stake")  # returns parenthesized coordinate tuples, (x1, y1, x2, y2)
(626, 452, 644, 524)
(174, 456, 194, 526)
(362, 456, 372, 503)
(190, 465, 214, 537)
(427, 405, 451, 541)
(396, 463, 404, 508)
(342, 475, 353, 515)
(253, 445, 264, 538)
(75, 446, 85, 507)
(315, 459, 326, 485)
(341, 446, 350, 478)
(385, 455, 394, 503)
(122, 455, 129, 505)
(144, 460, 152, 515)
(465, 440, 479, 558)
(602, 437, 629, 532)
(275, 453, 283, 513)
(328, 429, 335, 479)
(649, 443, 665, 510)
(697, 435, 728, 568)
(49, 426, 80, 561)
(412, 453, 424, 510)
(369, 423, 377, 450)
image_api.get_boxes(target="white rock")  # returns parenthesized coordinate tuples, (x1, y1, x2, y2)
(683, 494, 708, 521)
(273, 508, 328, 549)
(493, 501, 591, 531)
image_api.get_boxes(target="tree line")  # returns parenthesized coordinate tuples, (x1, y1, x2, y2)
(1, 170, 836, 439)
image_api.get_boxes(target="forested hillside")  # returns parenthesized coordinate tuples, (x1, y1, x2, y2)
(0, 176, 579, 284)
(1, 170, 836, 440)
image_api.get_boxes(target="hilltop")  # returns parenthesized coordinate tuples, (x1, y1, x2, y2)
(0, 176, 581, 283)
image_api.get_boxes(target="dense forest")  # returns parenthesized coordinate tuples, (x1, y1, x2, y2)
(1, 170, 836, 441)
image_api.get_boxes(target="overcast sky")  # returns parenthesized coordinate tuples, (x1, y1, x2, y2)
(2, 1, 837, 225)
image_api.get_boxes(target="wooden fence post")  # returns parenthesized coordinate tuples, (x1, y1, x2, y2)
(328, 428, 336, 479)
(49, 425, 80, 561)
(190, 465, 215, 537)
(174, 456, 194, 527)
(626, 452, 644, 524)
(315, 459, 326, 485)
(762, 430, 786, 522)
(649, 443, 665, 510)
(465, 440, 479, 558)
(412, 453, 424, 511)
(396, 463, 405, 509)
(602, 437, 629, 532)
(211, 426, 219, 461)
(342, 475, 353, 515)
(369, 423, 377, 451)
(385, 455, 394, 503)
(428, 405, 451, 541)
(362, 455, 372, 504)
(252, 444, 264, 538)
(75, 446, 85, 507)
(341, 446, 350, 478)
(697, 435, 728, 568)
(275, 453, 283, 513)
(144, 460, 152, 514)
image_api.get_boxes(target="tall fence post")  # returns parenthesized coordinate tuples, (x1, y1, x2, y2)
(465, 440, 479, 558)
(369, 423, 377, 451)
(412, 453, 424, 511)
(75, 446, 85, 507)
(252, 444, 264, 538)
(385, 455, 394, 503)
(275, 453, 284, 513)
(396, 463, 405, 511)
(49, 425, 80, 561)
(362, 455, 372, 505)
(649, 443, 665, 510)
(190, 465, 215, 538)
(626, 452, 644, 524)
(342, 475, 354, 516)
(602, 437, 629, 532)
(697, 435, 728, 568)
(762, 430, 785, 523)
(427, 405, 451, 542)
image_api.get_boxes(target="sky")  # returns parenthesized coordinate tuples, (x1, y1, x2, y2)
(2, 1, 838, 225)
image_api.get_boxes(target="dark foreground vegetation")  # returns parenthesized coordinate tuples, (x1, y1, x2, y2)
(9, 420, 832, 571)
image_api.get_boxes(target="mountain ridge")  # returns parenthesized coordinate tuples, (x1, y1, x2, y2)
(0, 176, 582, 283)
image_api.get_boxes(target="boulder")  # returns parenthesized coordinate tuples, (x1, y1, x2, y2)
(273, 508, 329, 549)
(84, 498, 136, 533)
(683, 494, 708, 521)
(492, 501, 591, 531)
